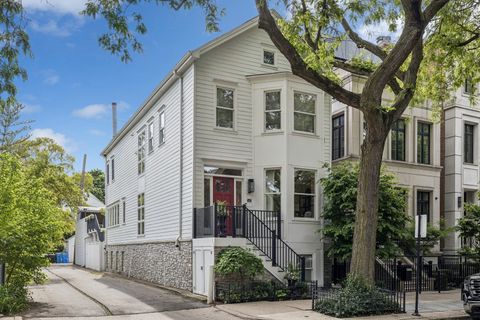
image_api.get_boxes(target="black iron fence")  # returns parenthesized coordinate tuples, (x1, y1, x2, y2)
(312, 286, 406, 314)
(332, 255, 480, 292)
(215, 280, 317, 303)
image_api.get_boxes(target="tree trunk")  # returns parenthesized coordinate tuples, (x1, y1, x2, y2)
(350, 122, 389, 283)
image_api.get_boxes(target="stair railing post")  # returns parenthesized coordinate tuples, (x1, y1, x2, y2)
(214, 203, 218, 237)
(242, 204, 247, 237)
(301, 256, 306, 282)
(232, 207, 237, 238)
(276, 210, 281, 239)
(271, 230, 277, 267)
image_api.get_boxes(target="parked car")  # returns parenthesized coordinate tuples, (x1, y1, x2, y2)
(462, 274, 480, 319)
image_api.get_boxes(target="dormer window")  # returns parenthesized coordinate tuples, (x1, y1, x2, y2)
(263, 50, 275, 66)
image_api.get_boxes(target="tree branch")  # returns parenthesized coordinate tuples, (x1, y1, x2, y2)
(255, 0, 361, 109)
(423, 0, 450, 24)
(341, 18, 387, 60)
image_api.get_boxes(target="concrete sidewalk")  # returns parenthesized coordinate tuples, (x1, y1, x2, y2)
(216, 290, 469, 320)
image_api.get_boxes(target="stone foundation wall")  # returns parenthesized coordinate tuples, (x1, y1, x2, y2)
(106, 240, 192, 291)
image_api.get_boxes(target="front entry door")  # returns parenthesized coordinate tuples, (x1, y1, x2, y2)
(213, 177, 234, 236)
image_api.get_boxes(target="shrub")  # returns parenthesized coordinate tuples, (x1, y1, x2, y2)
(214, 247, 264, 282)
(0, 283, 29, 315)
(315, 275, 400, 318)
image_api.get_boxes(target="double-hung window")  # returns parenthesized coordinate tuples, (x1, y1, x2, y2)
(106, 161, 110, 184)
(148, 121, 154, 153)
(263, 50, 275, 65)
(265, 169, 281, 212)
(159, 110, 165, 144)
(294, 92, 316, 133)
(265, 91, 281, 131)
(465, 124, 475, 164)
(391, 119, 406, 161)
(111, 158, 115, 181)
(417, 122, 431, 164)
(108, 203, 120, 227)
(216, 87, 234, 129)
(138, 130, 146, 175)
(465, 77, 474, 95)
(332, 115, 345, 160)
(137, 193, 145, 235)
(301, 255, 313, 281)
(417, 191, 430, 223)
(122, 198, 126, 224)
(294, 170, 316, 218)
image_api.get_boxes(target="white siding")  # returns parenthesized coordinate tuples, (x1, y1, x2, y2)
(193, 26, 292, 208)
(105, 65, 195, 244)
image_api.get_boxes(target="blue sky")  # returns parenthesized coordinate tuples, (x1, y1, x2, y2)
(18, 1, 392, 172)
(18, 1, 268, 172)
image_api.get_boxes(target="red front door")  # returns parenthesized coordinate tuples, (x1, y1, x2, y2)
(213, 177, 234, 235)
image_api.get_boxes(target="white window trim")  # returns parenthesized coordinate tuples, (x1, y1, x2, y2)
(110, 156, 115, 183)
(158, 108, 166, 146)
(137, 193, 145, 236)
(264, 168, 281, 212)
(293, 91, 317, 135)
(107, 201, 120, 228)
(106, 160, 110, 185)
(261, 44, 278, 69)
(147, 120, 154, 154)
(293, 168, 317, 220)
(121, 198, 126, 224)
(215, 86, 236, 131)
(137, 130, 146, 176)
(264, 90, 282, 133)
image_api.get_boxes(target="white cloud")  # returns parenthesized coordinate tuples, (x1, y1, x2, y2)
(30, 19, 73, 37)
(89, 129, 106, 136)
(42, 69, 60, 85)
(22, 0, 87, 16)
(31, 128, 74, 152)
(22, 103, 42, 114)
(358, 19, 403, 43)
(72, 102, 129, 119)
(73, 104, 109, 119)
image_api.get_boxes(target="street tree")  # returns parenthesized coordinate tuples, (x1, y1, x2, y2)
(3, 0, 480, 282)
(82, 0, 480, 282)
(457, 202, 480, 259)
(89, 169, 106, 203)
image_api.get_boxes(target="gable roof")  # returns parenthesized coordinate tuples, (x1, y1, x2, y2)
(101, 14, 263, 156)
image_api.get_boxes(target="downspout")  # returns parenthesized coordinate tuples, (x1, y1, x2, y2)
(176, 74, 185, 248)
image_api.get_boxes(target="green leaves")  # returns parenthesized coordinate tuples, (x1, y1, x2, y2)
(321, 162, 410, 259)
(82, 0, 223, 63)
(0, 153, 72, 305)
(457, 202, 480, 259)
(215, 247, 264, 282)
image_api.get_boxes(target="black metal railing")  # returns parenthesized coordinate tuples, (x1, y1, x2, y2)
(193, 204, 281, 238)
(86, 214, 105, 242)
(243, 205, 305, 280)
(312, 286, 406, 314)
(193, 204, 305, 280)
(332, 255, 480, 292)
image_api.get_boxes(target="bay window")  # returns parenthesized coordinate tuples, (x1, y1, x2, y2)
(294, 92, 316, 133)
(294, 170, 316, 218)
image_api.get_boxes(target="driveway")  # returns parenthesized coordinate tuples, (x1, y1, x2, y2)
(21, 265, 238, 320)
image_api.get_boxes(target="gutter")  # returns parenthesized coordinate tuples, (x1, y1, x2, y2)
(176, 74, 185, 248)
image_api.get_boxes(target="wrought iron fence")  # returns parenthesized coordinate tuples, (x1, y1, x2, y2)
(332, 255, 480, 292)
(311, 286, 406, 314)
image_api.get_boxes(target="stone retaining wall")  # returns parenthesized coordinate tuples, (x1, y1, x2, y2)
(106, 240, 192, 291)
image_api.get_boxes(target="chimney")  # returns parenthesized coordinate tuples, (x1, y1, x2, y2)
(112, 102, 118, 137)
(376, 35, 392, 49)
(80, 154, 87, 191)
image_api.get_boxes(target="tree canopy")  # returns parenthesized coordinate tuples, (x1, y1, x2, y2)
(457, 201, 480, 259)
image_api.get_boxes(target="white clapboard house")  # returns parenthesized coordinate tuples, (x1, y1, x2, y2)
(101, 14, 331, 295)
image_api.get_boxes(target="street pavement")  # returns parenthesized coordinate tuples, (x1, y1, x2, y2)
(20, 265, 235, 319)
(7, 265, 469, 320)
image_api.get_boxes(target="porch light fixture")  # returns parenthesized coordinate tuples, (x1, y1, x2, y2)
(248, 179, 255, 194)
